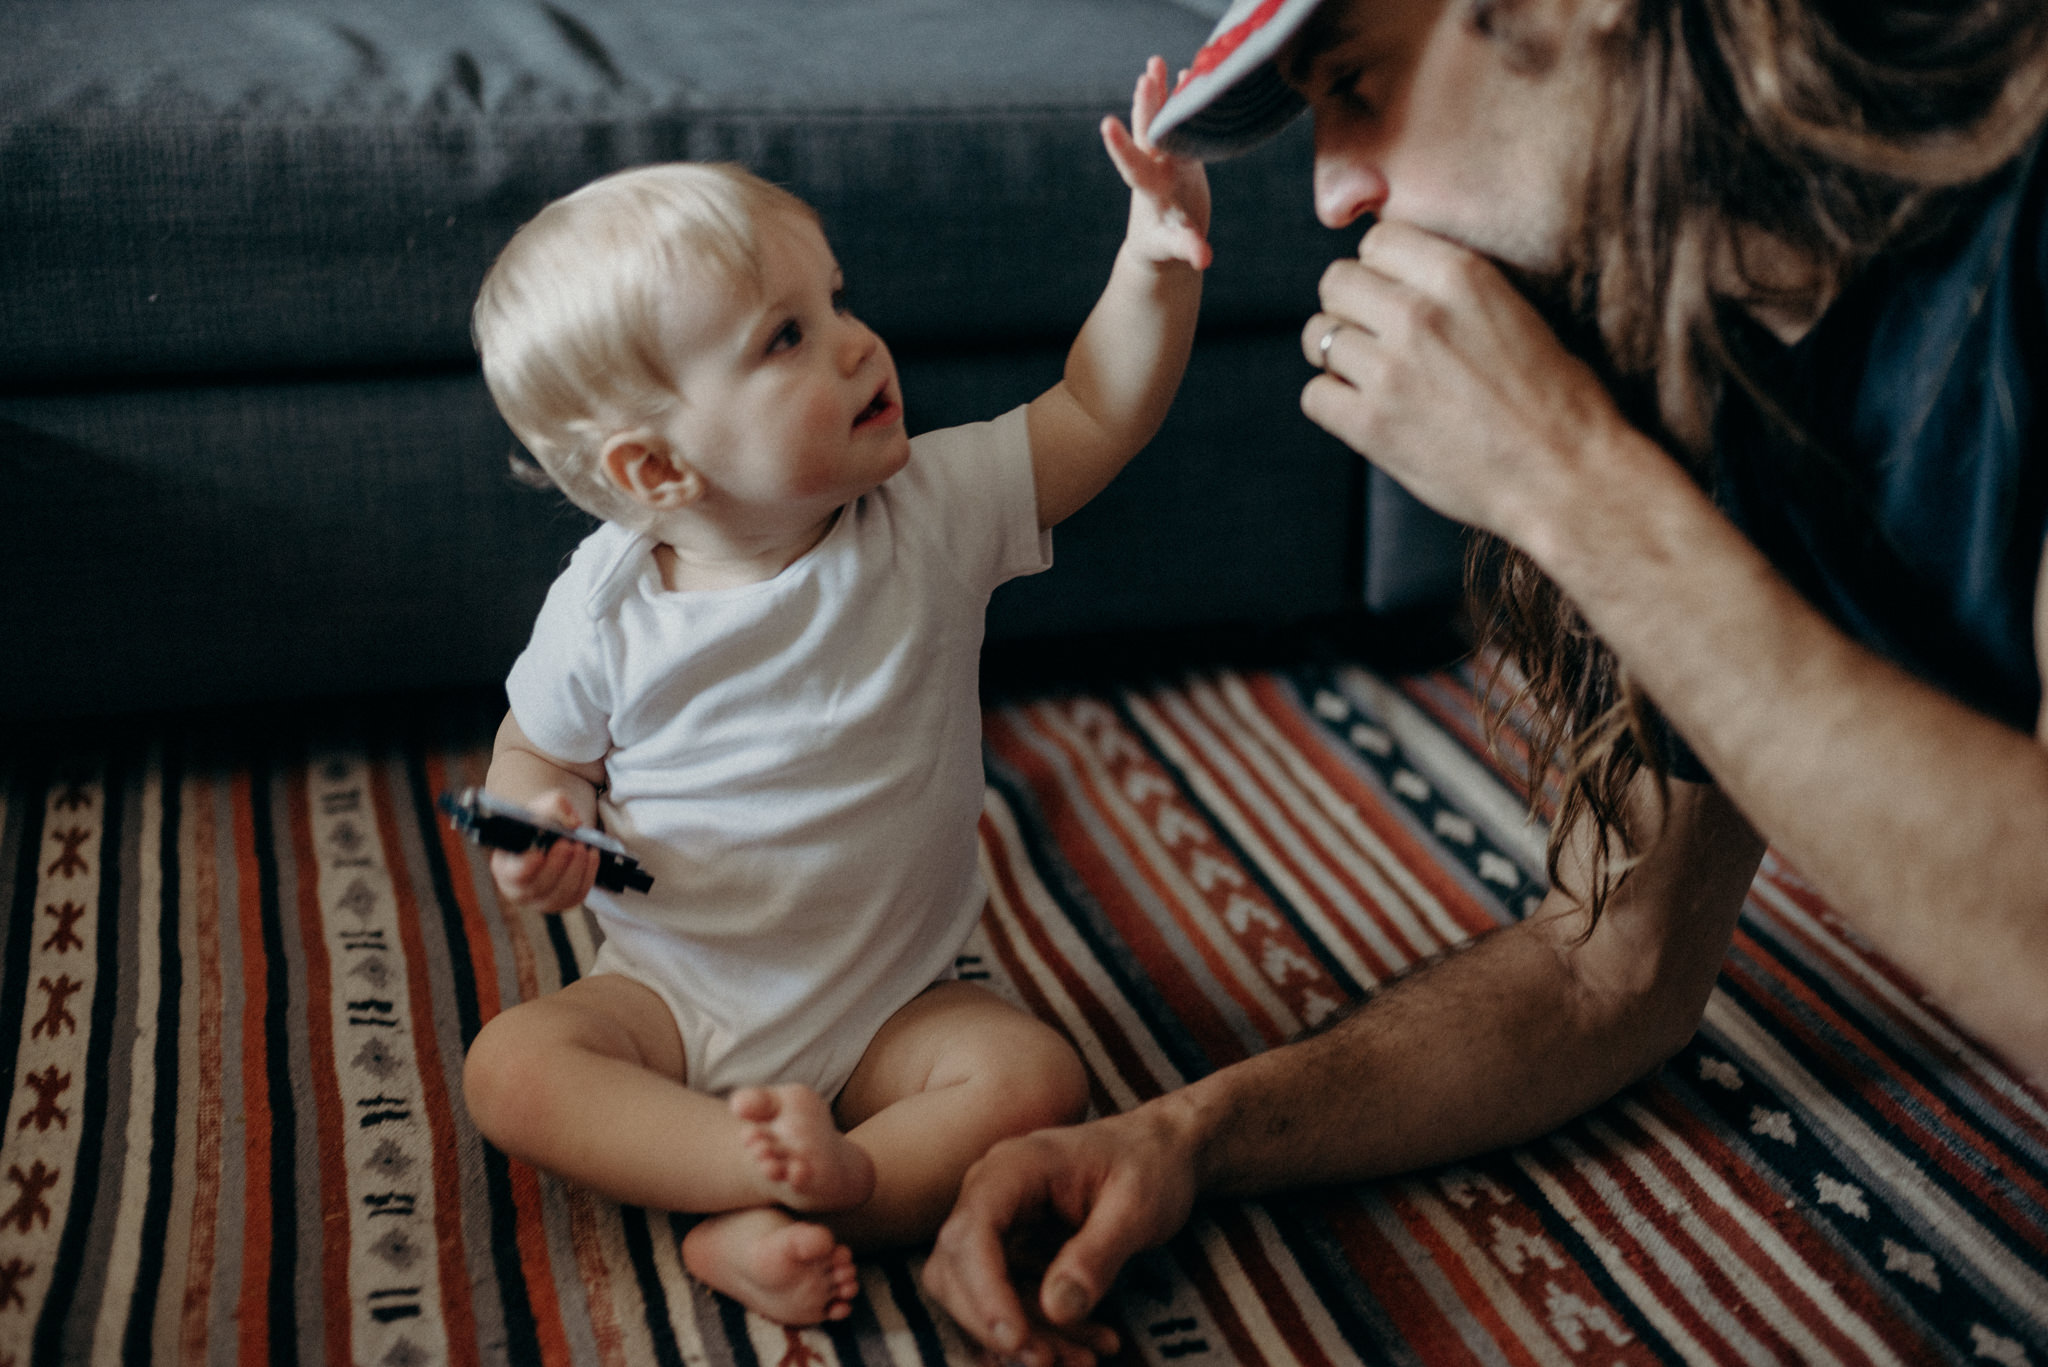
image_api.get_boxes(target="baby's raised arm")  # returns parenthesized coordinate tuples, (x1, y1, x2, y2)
(484, 710, 609, 914)
(1027, 57, 1209, 530)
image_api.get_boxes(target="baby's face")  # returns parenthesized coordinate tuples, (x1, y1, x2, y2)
(658, 216, 909, 519)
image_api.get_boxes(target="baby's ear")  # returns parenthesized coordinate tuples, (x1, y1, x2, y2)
(600, 430, 704, 509)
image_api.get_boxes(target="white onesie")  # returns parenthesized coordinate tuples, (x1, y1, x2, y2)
(505, 406, 1050, 1098)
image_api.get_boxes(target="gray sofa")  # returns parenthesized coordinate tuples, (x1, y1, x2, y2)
(1, 0, 1463, 720)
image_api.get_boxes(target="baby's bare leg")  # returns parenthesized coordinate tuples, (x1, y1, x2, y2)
(465, 976, 864, 1322)
(826, 981, 1091, 1250)
(465, 975, 795, 1209)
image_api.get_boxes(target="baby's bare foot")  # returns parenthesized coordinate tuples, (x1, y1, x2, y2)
(730, 1084, 876, 1211)
(681, 1207, 860, 1325)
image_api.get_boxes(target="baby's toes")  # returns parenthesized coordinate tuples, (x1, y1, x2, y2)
(782, 1221, 836, 1263)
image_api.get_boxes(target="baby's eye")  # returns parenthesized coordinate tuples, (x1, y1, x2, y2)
(767, 319, 803, 355)
(831, 286, 849, 315)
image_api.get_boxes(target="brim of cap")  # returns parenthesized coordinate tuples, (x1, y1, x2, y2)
(1151, 0, 1324, 161)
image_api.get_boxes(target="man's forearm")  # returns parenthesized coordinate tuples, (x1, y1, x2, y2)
(1170, 926, 1640, 1192)
(1527, 431, 2048, 1071)
(1153, 777, 1764, 1194)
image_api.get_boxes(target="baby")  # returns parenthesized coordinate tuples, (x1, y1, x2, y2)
(461, 59, 1208, 1326)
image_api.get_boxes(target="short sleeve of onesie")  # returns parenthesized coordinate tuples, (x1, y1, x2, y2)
(886, 405, 1052, 595)
(504, 524, 636, 766)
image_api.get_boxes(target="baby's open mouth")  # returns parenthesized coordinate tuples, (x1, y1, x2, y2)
(853, 385, 894, 429)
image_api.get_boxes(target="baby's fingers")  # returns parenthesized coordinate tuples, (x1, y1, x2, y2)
(491, 840, 596, 913)
(541, 841, 600, 908)
(1130, 55, 1171, 148)
(1099, 116, 1166, 197)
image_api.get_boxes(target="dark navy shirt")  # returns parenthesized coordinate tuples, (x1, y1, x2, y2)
(1666, 132, 2048, 782)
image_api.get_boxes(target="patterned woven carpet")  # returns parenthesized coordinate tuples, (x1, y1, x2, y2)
(3, 656, 2045, 1366)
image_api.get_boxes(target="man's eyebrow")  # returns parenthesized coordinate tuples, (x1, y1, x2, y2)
(1280, 0, 1370, 88)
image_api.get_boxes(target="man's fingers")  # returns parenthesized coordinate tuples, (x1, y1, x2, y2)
(1317, 256, 1406, 331)
(1037, 1180, 1158, 1327)
(1303, 312, 1363, 373)
(925, 1177, 1037, 1355)
(1356, 217, 1470, 282)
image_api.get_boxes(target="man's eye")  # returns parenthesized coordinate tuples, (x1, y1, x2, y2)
(768, 319, 802, 354)
(1334, 67, 1377, 117)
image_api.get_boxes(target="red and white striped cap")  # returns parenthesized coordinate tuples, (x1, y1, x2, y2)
(1151, 0, 1331, 161)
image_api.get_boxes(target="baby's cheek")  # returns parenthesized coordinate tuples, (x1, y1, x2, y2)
(792, 400, 853, 493)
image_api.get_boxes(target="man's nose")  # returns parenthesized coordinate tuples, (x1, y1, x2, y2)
(1312, 117, 1390, 229)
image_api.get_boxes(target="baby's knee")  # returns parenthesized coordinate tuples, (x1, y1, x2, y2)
(987, 1020, 1090, 1132)
(463, 1007, 564, 1152)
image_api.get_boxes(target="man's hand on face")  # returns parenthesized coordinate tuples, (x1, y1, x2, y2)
(923, 1105, 1202, 1367)
(1300, 220, 1643, 547)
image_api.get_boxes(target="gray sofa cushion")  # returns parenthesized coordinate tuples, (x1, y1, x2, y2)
(3, 0, 1349, 384)
(0, 335, 1367, 717)
(1, 0, 1464, 719)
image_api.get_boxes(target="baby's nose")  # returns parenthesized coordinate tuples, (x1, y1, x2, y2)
(838, 318, 877, 373)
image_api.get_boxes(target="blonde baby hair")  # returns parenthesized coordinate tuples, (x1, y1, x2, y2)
(472, 162, 820, 524)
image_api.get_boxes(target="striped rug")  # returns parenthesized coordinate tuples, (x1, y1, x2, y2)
(2, 658, 2044, 1365)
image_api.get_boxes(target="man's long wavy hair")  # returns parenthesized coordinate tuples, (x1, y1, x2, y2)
(1466, 0, 2048, 921)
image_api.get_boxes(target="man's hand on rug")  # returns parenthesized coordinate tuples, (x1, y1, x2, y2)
(488, 790, 601, 915)
(925, 1104, 1199, 1366)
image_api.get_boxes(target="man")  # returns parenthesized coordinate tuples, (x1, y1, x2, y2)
(920, 0, 2048, 1362)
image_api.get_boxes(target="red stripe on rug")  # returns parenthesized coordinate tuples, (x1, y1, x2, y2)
(1317, 1196, 1493, 1366)
(1210, 1205, 1342, 1367)
(1132, 682, 1409, 991)
(977, 801, 1165, 1105)
(377, 756, 485, 1367)
(567, 1190, 632, 1367)
(1632, 1085, 1940, 1359)
(1023, 695, 1293, 1048)
(1395, 672, 1554, 817)
(420, 750, 576, 1367)
(1587, 1106, 1876, 1363)
(1116, 683, 1360, 1029)
(286, 763, 356, 1367)
(1751, 865, 2048, 1175)
(1396, 1193, 1579, 1367)
(1722, 932, 2048, 1244)
(1171, 1223, 1288, 1367)
(178, 773, 227, 1363)
(1025, 698, 1289, 1053)
(1519, 1144, 1731, 1360)
(987, 708, 1260, 1071)
(231, 771, 275, 1366)
(1209, 678, 1444, 975)
(1252, 673, 1503, 942)
(974, 873, 1117, 1117)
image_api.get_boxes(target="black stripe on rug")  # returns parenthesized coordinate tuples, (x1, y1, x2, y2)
(125, 738, 185, 1363)
(401, 746, 545, 1362)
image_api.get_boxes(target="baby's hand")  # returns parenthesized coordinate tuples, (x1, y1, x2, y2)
(487, 790, 601, 915)
(1102, 56, 1212, 272)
